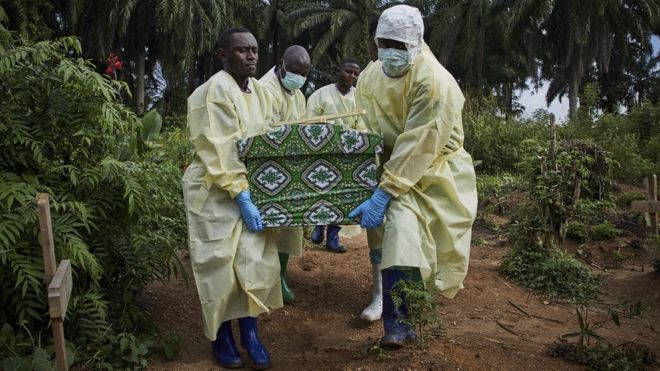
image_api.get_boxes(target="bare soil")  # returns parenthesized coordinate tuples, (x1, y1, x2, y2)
(144, 214, 659, 371)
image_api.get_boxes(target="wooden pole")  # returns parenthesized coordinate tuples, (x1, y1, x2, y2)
(37, 193, 70, 371)
(275, 109, 366, 126)
(49, 260, 71, 371)
(649, 174, 658, 235)
(37, 193, 56, 282)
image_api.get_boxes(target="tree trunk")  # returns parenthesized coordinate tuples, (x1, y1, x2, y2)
(568, 75, 578, 119)
(136, 47, 146, 116)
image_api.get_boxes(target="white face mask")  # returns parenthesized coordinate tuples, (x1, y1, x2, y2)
(378, 48, 412, 77)
(280, 62, 306, 91)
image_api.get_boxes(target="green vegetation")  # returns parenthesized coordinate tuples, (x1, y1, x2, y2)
(0, 21, 187, 369)
(0, 0, 658, 368)
(391, 274, 444, 346)
(500, 134, 610, 301)
(550, 305, 656, 370)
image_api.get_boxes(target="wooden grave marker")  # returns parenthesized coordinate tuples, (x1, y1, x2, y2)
(37, 193, 72, 371)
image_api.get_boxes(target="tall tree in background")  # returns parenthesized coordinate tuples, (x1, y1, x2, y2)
(503, 0, 659, 118)
(63, 0, 230, 115)
(282, 0, 385, 69)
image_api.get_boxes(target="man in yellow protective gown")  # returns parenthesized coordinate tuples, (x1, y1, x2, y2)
(307, 57, 361, 255)
(351, 5, 478, 349)
(305, 57, 385, 321)
(258, 45, 310, 304)
(182, 27, 280, 369)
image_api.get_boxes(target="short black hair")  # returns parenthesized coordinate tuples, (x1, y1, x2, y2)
(340, 57, 359, 68)
(217, 27, 252, 50)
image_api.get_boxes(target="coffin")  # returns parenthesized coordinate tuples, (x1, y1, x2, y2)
(237, 124, 383, 227)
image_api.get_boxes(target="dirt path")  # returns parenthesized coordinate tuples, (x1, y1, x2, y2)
(145, 224, 659, 370)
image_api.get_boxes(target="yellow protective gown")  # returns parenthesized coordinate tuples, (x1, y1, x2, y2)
(306, 84, 364, 130)
(356, 44, 478, 299)
(258, 67, 305, 256)
(182, 70, 283, 341)
(306, 83, 363, 238)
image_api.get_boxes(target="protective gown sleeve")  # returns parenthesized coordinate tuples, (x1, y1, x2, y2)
(306, 89, 325, 117)
(379, 78, 453, 198)
(188, 79, 249, 198)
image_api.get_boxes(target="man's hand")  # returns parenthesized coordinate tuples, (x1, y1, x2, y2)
(348, 188, 392, 229)
(236, 191, 263, 232)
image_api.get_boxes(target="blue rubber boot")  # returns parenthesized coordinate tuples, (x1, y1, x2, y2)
(212, 321, 244, 368)
(311, 225, 325, 244)
(238, 317, 271, 369)
(380, 268, 417, 349)
(326, 225, 347, 253)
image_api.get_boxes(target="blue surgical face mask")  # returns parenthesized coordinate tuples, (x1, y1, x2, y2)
(280, 62, 307, 91)
(378, 48, 412, 77)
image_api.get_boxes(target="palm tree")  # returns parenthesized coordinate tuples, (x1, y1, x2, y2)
(502, 0, 659, 118)
(282, 0, 386, 67)
(416, 0, 529, 114)
(66, 0, 228, 115)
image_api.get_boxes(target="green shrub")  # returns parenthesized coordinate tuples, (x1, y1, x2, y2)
(501, 243, 602, 302)
(0, 25, 184, 368)
(476, 173, 525, 214)
(391, 272, 443, 345)
(502, 203, 602, 302)
(590, 223, 620, 241)
(615, 192, 647, 208)
(566, 222, 590, 243)
(463, 102, 547, 174)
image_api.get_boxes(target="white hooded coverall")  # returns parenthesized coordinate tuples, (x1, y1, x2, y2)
(357, 6, 478, 298)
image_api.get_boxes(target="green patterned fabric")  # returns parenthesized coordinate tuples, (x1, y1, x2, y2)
(237, 124, 383, 227)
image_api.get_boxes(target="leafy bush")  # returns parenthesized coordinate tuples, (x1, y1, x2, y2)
(616, 191, 647, 208)
(391, 273, 443, 345)
(476, 173, 525, 214)
(0, 23, 184, 368)
(566, 222, 590, 243)
(590, 223, 620, 241)
(463, 101, 548, 174)
(501, 248, 602, 302)
(563, 98, 659, 182)
(502, 218, 602, 302)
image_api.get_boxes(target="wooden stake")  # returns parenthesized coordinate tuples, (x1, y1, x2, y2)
(37, 193, 56, 282)
(275, 109, 366, 126)
(37, 193, 71, 370)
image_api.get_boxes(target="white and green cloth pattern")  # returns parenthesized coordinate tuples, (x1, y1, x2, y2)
(237, 124, 383, 227)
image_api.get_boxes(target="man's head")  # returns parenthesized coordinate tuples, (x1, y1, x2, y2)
(375, 5, 424, 77)
(375, 5, 424, 49)
(278, 45, 311, 91)
(336, 58, 360, 89)
(217, 27, 258, 79)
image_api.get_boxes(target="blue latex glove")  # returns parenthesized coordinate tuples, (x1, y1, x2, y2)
(348, 188, 392, 229)
(236, 191, 263, 232)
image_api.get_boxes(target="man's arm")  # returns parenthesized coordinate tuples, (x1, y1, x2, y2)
(188, 80, 249, 198)
(378, 80, 453, 198)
